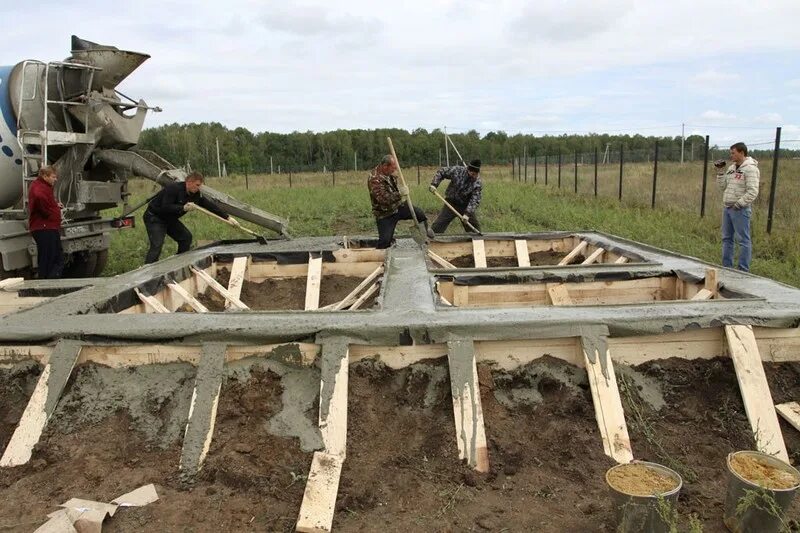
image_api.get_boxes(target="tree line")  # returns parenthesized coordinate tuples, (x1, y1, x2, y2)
(138, 123, 793, 176)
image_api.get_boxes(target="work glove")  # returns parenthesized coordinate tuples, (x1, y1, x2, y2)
(183, 202, 196, 212)
(398, 185, 409, 197)
(428, 185, 437, 193)
(461, 214, 471, 223)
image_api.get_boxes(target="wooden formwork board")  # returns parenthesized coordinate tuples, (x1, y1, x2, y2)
(438, 276, 693, 308)
(447, 340, 489, 472)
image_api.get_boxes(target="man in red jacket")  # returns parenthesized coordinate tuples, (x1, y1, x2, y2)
(28, 166, 64, 278)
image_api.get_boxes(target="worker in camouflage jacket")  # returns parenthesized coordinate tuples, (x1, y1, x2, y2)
(367, 155, 432, 248)
(715, 142, 760, 272)
(428, 159, 483, 233)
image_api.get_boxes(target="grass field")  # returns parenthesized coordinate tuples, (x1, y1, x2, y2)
(108, 162, 800, 287)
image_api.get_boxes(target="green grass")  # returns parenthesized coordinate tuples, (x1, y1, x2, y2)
(107, 171, 800, 288)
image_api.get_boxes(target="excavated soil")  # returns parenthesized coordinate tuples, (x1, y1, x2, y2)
(1, 356, 799, 532)
(448, 250, 577, 268)
(198, 270, 378, 311)
(729, 454, 800, 490)
(0, 362, 41, 453)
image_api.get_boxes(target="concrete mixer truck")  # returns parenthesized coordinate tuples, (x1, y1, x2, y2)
(0, 36, 287, 279)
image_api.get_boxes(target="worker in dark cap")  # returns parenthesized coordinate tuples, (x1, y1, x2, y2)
(428, 159, 483, 233)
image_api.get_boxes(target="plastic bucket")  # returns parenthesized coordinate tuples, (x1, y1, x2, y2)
(606, 461, 683, 533)
(724, 450, 800, 533)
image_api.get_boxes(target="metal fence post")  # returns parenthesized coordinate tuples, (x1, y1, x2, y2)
(332, 168, 336, 186)
(651, 140, 659, 209)
(767, 126, 782, 234)
(512, 158, 515, 181)
(558, 151, 562, 188)
(533, 150, 537, 184)
(594, 147, 598, 197)
(574, 150, 578, 193)
(524, 147, 528, 183)
(417, 163, 421, 185)
(618, 144, 624, 201)
(700, 136, 709, 217)
(289, 169, 292, 188)
(545, 154, 548, 185)
(245, 169, 249, 190)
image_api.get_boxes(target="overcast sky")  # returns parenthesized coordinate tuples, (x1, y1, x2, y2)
(3, 0, 799, 147)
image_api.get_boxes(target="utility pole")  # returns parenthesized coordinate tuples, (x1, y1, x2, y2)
(680, 123, 685, 165)
(215, 137, 222, 178)
(270, 156, 273, 174)
(444, 127, 450, 166)
(602, 143, 610, 164)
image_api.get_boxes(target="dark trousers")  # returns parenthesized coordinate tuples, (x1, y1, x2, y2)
(144, 212, 193, 264)
(431, 200, 481, 234)
(32, 229, 64, 279)
(376, 204, 428, 249)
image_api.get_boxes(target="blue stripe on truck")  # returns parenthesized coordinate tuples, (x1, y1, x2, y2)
(0, 65, 18, 133)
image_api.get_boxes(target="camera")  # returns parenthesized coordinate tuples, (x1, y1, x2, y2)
(713, 159, 727, 169)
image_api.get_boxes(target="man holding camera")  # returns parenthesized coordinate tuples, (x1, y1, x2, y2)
(715, 142, 760, 272)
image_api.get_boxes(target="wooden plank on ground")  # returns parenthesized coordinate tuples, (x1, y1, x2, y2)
(691, 288, 713, 301)
(427, 249, 457, 269)
(547, 284, 573, 306)
(558, 240, 588, 266)
(614, 256, 629, 264)
(296, 451, 344, 533)
(134, 288, 170, 313)
(447, 339, 489, 472)
(180, 343, 226, 476)
(226, 256, 248, 310)
(304, 254, 323, 310)
(581, 337, 633, 464)
(582, 247, 604, 265)
(514, 239, 530, 267)
(191, 266, 248, 310)
(776, 402, 800, 434)
(318, 341, 349, 457)
(472, 239, 487, 268)
(705, 268, 718, 297)
(167, 282, 208, 313)
(1, 340, 81, 467)
(725, 325, 789, 462)
(331, 265, 384, 310)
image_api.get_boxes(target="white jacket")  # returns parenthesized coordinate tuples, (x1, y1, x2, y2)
(716, 157, 760, 208)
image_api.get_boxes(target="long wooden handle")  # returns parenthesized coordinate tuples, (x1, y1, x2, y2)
(431, 189, 481, 234)
(386, 137, 420, 226)
(190, 203, 259, 237)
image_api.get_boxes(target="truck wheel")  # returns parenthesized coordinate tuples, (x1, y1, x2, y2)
(62, 251, 98, 278)
(93, 250, 109, 277)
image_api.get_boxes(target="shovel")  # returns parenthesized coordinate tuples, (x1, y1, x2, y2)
(429, 188, 482, 235)
(386, 137, 428, 245)
(187, 203, 268, 244)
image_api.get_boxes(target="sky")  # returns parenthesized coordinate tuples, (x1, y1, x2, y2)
(2, 0, 799, 147)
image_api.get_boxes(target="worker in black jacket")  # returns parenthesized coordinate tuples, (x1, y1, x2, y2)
(143, 172, 231, 263)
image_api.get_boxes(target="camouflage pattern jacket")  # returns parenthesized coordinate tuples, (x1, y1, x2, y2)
(368, 167, 403, 219)
(430, 166, 483, 213)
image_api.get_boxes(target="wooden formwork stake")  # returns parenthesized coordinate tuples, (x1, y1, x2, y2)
(328, 265, 384, 311)
(514, 239, 530, 267)
(135, 288, 170, 313)
(691, 288, 713, 301)
(226, 256, 249, 310)
(349, 282, 380, 310)
(427, 249, 457, 270)
(547, 283, 572, 306)
(581, 336, 634, 464)
(179, 343, 226, 476)
(614, 256, 629, 264)
(558, 240, 588, 266)
(581, 247, 604, 265)
(191, 266, 248, 310)
(472, 239, 487, 268)
(296, 340, 349, 533)
(704, 268, 718, 298)
(305, 254, 323, 311)
(1, 340, 81, 467)
(725, 325, 789, 462)
(446, 339, 489, 472)
(167, 282, 209, 313)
